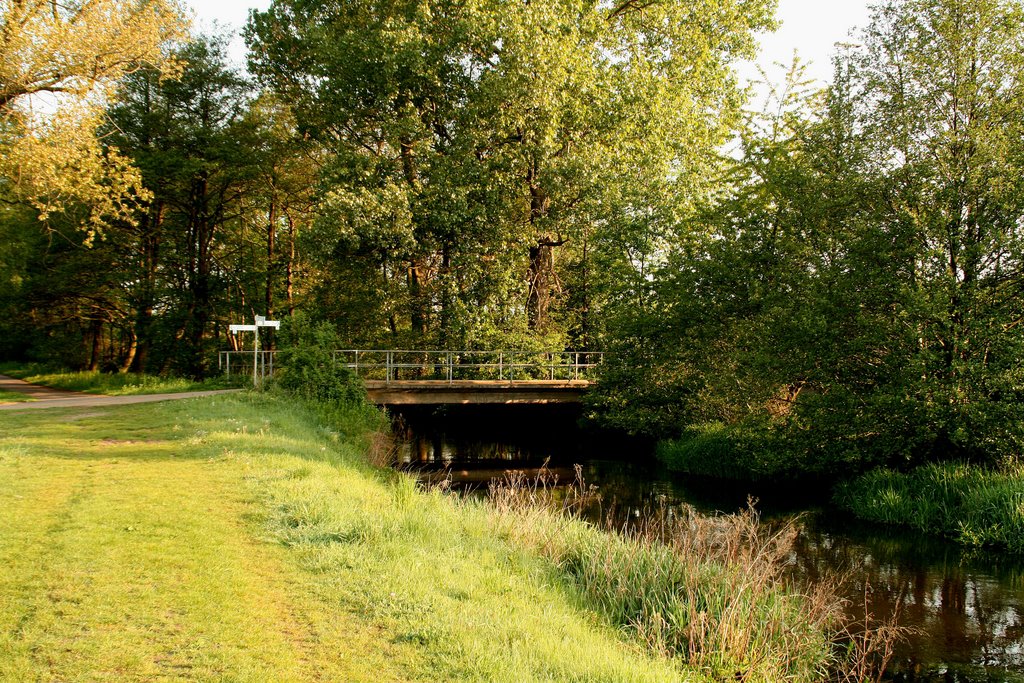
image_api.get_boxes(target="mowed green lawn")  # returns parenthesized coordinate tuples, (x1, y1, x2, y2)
(0, 394, 687, 682)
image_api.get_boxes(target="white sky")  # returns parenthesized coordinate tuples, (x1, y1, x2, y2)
(185, 0, 872, 89)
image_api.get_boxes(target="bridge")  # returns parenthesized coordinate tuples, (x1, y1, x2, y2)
(218, 349, 603, 405)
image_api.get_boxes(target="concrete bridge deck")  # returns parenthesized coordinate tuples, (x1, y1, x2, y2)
(363, 380, 592, 405)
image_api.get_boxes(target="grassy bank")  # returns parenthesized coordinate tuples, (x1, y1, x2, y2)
(835, 462, 1024, 553)
(0, 362, 239, 395)
(0, 392, 688, 681)
(0, 391, 883, 681)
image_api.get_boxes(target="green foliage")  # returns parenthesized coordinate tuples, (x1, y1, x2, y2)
(274, 314, 366, 407)
(655, 414, 892, 481)
(597, 0, 1024, 477)
(0, 0, 186, 238)
(835, 462, 1024, 552)
(0, 35, 321, 378)
(247, 0, 775, 347)
(657, 422, 788, 481)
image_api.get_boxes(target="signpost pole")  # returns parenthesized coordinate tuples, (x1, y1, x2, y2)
(229, 315, 280, 389)
(252, 325, 260, 388)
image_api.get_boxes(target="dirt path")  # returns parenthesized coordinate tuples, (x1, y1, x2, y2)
(0, 375, 241, 411)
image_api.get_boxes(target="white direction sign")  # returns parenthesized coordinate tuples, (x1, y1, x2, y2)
(229, 315, 281, 387)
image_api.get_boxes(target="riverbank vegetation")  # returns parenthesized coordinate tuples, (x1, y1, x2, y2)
(835, 462, 1024, 553)
(1, 389, 900, 681)
(492, 477, 905, 681)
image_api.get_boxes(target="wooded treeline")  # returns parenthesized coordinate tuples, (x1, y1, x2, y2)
(1, 0, 1022, 475)
(597, 0, 1024, 476)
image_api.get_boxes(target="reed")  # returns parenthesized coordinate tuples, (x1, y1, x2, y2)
(835, 462, 1024, 552)
(487, 471, 901, 682)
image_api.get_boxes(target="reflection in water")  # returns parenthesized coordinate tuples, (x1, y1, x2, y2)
(795, 519, 1024, 682)
(390, 405, 1024, 683)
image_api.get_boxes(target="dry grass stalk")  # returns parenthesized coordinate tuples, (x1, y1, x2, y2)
(365, 430, 400, 468)
(486, 471, 906, 682)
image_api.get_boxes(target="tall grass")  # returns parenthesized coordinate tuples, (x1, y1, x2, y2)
(485, 471, 902, 682)
(835, 462, 1024, 552)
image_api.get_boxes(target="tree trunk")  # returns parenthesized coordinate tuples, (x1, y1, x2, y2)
(132, 202, 163, 374)
(527, 237, 566, 331)
(286, 212, 296, 316)
(579, 233, 591, 349)
(88, 319, 102, 371)
(525, 162, 563, 331)
(266, 196, 276, 319)
(439, 243, 453, 346)
(408, 260, 428, 340)
(186, 173, 213, 378)
(119, 329, 138, 373)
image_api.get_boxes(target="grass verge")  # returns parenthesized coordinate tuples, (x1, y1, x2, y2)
(0, 392, 688, 681)
(834, 462, 1024, 552)
(0, 362, 240, 395)
(0, 389, 33, 403)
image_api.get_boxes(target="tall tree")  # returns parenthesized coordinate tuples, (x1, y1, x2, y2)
(246, 0, 775, 348)
(847, 0, 1024, 460)
(102, 36, 257, 375)
(0, 0, 187, 237)
(597, 0, 1024, 477)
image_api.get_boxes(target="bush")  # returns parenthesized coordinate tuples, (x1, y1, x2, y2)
(655, 418, 846, 481)
(275, 314, 365, 406)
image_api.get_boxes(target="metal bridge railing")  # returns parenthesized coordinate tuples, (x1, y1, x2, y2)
(219, 349, 277, 381)
(218, 349, 604, 384)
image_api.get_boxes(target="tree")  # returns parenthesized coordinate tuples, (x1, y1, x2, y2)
(103, 36, 263, 376)
(599, 0, 1024, 479)
(1, 36, 322, 376)
(845, 0, 1024, 461)
(246, 0, 776, 348)
(0, 0, 187, 237)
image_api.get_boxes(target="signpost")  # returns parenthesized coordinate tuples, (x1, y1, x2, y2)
(229, 315, 281, 387)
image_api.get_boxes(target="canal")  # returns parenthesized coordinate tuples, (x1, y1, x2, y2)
(389, 405, 1024, 683)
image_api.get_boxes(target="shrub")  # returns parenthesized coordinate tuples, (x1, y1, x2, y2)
(275, 314, 365, 406)
(655, 419, 834, 481)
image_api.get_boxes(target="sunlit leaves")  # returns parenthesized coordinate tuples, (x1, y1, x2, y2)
(0, 0, 188, 237)
(247, 0, 776, 345)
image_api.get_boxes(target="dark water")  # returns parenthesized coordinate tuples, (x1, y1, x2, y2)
(389, 405, 1024, 683)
